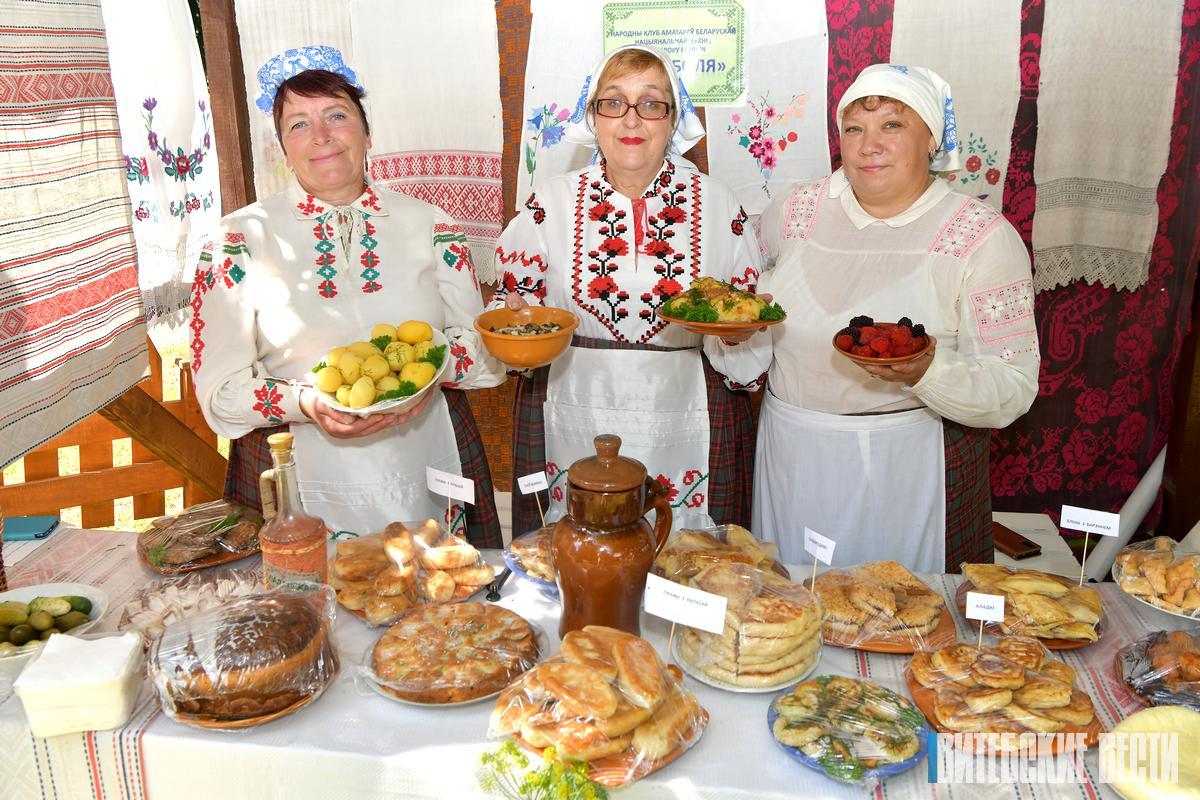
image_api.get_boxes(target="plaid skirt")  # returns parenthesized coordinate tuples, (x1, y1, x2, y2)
(511, 336, 755, 537)
(224, 388, 502, 549)
(943, 419, 992, 572)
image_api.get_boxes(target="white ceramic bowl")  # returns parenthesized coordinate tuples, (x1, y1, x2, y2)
(308, 329, 451, 417)
(0, 582, 109, 664)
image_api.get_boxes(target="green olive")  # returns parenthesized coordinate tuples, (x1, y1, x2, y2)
(0, 625, 10, 642)
(27, 610, 54, 632)
(39, 628, 60, 641)
(9, 624, 35, 646)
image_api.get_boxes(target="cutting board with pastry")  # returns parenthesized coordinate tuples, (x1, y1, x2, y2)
(905, 635, 1103, 754)
(489, 625, 709, 787)
(1113, 536, 1200, 619)
(957, 563, 1104, 648)
(807, 560, 955, 653)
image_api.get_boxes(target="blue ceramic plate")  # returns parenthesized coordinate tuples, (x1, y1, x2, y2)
(766, 678, 930, 785)
(502, 545, 558, 600)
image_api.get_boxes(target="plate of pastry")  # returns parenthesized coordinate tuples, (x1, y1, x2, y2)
(958, 564, 1104, 649)
(1114, 630, 1200, 711)
(1112, 536, 1200, 621)
(503, 526, 558, 599)
(659, 277, 786, 336)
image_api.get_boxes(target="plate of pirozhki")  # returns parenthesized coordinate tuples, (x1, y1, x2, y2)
(660, 277, 785, 336)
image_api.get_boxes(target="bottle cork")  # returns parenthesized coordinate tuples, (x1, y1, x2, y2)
(267, 432, 294, 452)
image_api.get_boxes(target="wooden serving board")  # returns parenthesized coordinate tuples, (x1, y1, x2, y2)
(954, 581, 1104, 650)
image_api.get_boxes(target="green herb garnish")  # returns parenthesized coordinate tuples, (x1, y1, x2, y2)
(312, 361, 327, 373)
(376, 381, 419, 401)
(207, 514, 239, 534)
(148, 543, 167, 567)
(759, 302, 787, 321)
(478, 741, 608, 800)
(370, 335, 393, 351)
(419, 344, 447, 368)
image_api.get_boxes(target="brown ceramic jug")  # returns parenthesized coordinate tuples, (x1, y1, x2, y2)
(551, 434, 672, 638)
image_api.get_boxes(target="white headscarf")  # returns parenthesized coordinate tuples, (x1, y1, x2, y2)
(835, 64, 963, 172)
(563, 44, 706, 159)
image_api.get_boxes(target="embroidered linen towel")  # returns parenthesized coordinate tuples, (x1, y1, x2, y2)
(102, 0, 222, 352)
(0, 0, 149, 468)
(890, 0, 1021, 211)
(704, 0, 830, 214)
(1031, 0, 1183, 292)
(350, 0, 504, 283)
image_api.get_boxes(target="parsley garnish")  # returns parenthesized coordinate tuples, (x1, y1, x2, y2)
(377, 381, 419, 401)
(420, 344, 447, 368)
(312, 361, 327, 373)
(370, 335, 393, 351)
(759, 302, 787, 321)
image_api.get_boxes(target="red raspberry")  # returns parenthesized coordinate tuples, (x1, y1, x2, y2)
(889, 326, 913, 345)
(913, 336, 928, 349)
(835, 334, 855, 351)
(870, 338, 891, 354)
(852, 344, 873, 356)
(859, 326, 879, 343)
(892, 342, 916, 357)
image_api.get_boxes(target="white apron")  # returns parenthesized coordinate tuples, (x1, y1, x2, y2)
(291, 391, 465, 536)
(543, 345, 715, 531)
(752, 390, 946, 572)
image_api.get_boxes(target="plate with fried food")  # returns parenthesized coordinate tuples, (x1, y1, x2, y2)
(503, 526, 558, 599)
(906, 636, 1103, 754)
(958, 564, 1104, 649)
(329, 520, 496, 626)
(768, 675, 930, 785)
(654, 525, 789, 583)
(659, 277, 786, 336)
(490, 625, 709, 788)
(1114, 630, 1200, 712)
(1112, 536, 1200, 620)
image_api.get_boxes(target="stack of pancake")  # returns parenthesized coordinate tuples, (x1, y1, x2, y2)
(654, 525, 784, 583)
(810, 561, 946, 645)
(962, 563, 1102, 642)
(676, 563, 822, 689)
(910, 637, 1095, 744)
(1115, 536, 1200, 615)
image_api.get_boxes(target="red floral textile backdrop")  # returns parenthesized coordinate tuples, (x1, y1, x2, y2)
(825, 0, 1200, 528)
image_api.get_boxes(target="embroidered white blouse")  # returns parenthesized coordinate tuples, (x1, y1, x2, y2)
(492, 159, 763, 386)
(735, 170, 1039, 428)
(191, 180, 502, 438)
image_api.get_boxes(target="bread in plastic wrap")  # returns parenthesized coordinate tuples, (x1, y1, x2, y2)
(119, 567, 260, 645)
(906, 635, 1098, 752)
(810, 561, 951, 651)
(489, 625, 708, 787)
(363, 602, 540, 704)
(769, 675, 929, 786)
(328, 520, 496, 626)
(653, 524, 785, 582)
(137, 499, 262, 573)
(1117, 630, 1200, 711)
(504, 526, 556, 594)
(1113, 536, 1200, 616)
(960, 563, 1103, 642)
(147, 590, 338, 727)
(674, 562, 822, 690)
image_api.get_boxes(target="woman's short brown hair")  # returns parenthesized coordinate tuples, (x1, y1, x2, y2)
(272, 69, 369, 144)
(841, 94, 914, 119)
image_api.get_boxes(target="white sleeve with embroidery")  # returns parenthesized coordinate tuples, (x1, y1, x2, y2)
(908, 225, 1040, 429)
(432, 215, 504, 390)
(190, 227, 305, 439)
(490, 192, 551, 310)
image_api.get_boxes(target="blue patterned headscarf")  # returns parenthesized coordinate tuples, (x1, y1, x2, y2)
(836, 63, 963, 172)
(255, 45, 363, 114)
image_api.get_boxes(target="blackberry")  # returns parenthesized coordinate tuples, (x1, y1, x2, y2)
(898, 316, 913, 328)
(911, 323, 926, 338)
(839, 326, 860, 344)
(848, 314, 874, 328)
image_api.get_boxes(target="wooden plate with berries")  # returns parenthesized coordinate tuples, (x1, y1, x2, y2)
(832, 317, 931, 365)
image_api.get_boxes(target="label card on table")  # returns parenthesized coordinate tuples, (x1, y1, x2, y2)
(426, 467, 475, 504)
(965, 592, 1005, 623)
(1060, 505, 1120, 537)
(516, 471, 549, 494)
(643, 573, 728, 634)
(804, 527, 836, 565)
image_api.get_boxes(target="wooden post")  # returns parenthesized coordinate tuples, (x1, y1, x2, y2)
(197, 0, 255, 214)
(1164, 278, 1200, 539)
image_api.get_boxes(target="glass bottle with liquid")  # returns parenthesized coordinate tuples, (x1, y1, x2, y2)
(258, 432, 327, 591)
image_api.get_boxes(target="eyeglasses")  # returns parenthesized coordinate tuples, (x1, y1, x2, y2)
(592, 98, 673, 121)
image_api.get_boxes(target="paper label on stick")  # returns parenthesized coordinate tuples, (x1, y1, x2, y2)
(517, 471, 549, 494)
(643, 573, 728, 634)
(965, 592, 1005, 622)
(426, 467, 475, 504)
(1060, 505, 1120, 537)
(804, 527, 835, 565)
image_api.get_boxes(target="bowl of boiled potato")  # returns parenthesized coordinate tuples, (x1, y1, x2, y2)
(309, 320, 451, 416)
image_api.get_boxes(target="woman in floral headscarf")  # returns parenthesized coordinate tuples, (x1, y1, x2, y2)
(494, 44, 766, 536)
(731, 64, 1039, 572)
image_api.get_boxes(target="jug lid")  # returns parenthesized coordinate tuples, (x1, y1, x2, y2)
(568, 434, 646, 492)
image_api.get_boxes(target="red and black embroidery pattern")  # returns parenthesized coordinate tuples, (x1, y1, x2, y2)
(495, 248, 549, 302)
(731, 206, 748, 236)
(582, 179, 630, 325)
(638, 172, 692, 326)
(525, 192, 546, 224)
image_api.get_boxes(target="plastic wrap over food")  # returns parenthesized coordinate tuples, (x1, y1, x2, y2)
(137, 499, 262, 573)
(489, 625, 709, 787)
(1117, 630, 1200, 711)
(906, 636, 1098, 753)
(674, 562, 823, 690)
(147, 589, 338, 728)
(328, 520, 496, 626)
(769, 675, 930, 786)
(361, 602, 541, 704)
(653, 524, 786, 582)
(810, 561, 951, 651)
(1113, 536, 1200, 616)
(119, 567, 260, 645)
(504, 526, 556, 594)
(961, 563, 1104, 643)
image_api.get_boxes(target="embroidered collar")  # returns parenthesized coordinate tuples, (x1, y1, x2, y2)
(828, 168, 950, 230)
(287, 177, 389, 220)
(598, 158, 676, 200)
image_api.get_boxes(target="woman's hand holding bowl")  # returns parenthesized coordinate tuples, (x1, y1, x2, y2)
(299, 387, 433, 438)
(858, 335, 937, 385)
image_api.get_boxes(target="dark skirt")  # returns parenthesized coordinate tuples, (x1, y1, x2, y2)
(942, 419, 992, 572)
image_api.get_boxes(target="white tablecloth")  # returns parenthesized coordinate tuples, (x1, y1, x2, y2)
(0, 528, 1188, 799)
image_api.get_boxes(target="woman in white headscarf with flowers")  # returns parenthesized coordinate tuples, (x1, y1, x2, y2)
(190, 46, 505, 545)
(494, 45, 766, 537)
(727, 64, 1039, 572)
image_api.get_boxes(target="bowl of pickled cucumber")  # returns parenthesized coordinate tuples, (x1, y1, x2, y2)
(0, 582, 108, 661)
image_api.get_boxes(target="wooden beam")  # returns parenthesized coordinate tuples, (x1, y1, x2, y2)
(198, 0, 255, 214)
(97, 386, 227, 497)
(0, 461, 183, 516)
